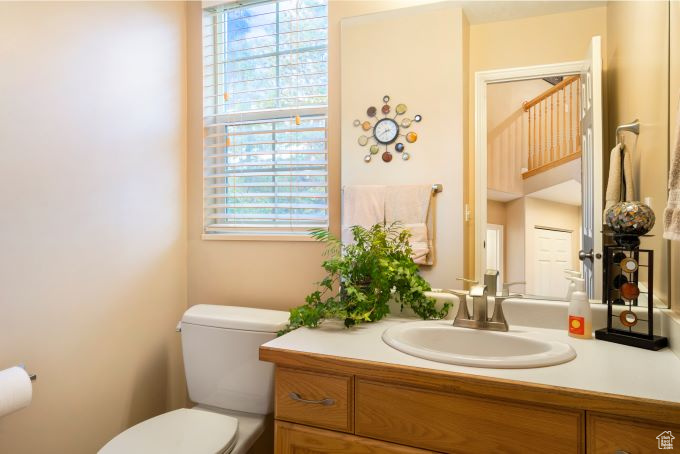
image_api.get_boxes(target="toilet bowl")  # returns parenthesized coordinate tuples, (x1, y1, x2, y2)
(99, 305, 289, 454)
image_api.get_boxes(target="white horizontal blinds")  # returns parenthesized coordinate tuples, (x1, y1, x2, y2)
(203, 0, 328, 235)
(203, 0, 328, 115)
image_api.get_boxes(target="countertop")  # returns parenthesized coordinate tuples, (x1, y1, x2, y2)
(263, 315, 680, 405)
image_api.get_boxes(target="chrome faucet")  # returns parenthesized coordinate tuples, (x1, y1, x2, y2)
(445, 271, 510, 332)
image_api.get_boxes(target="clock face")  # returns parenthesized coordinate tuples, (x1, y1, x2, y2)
(374, 118, 399, 144)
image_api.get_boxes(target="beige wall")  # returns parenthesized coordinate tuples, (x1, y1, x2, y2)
(606, 0, 670, 305)
(465, 6, 608, 281)
(340, 3, 466, 289)
(505, 197, 526, 285)
(487, 79, 551, 196)
(187, 0, 445, 309)
(0, 3, 187, 453)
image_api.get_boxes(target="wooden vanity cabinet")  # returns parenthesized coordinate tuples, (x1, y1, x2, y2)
(262, 349, 680, 454)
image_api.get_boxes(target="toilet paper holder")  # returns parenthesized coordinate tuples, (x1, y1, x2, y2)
(18, 365, 36, 381)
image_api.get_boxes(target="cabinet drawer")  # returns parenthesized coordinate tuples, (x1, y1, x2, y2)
(356, 379, 584, 453)
(587, 413, 680, 453)
(275, 367, 353, 432)
(275, 421, 436, 454)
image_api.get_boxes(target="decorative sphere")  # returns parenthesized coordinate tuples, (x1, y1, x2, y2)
(604, 201, 655, 235)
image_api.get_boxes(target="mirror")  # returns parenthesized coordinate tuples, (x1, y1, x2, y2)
(484, 74, 586, 301)
(477, 0, 673, 307)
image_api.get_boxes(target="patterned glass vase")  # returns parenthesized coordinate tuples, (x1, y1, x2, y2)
(604, 201, 656, 235)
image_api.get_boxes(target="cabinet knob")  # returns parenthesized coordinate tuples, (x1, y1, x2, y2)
(289, 392, 335, 406)
(614, 451, 631, 454)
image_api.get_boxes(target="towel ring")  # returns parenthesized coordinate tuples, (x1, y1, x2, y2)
(616, 119, 640, 147)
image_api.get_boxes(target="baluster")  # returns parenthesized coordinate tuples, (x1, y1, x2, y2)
(550, 93, 555, 162)
(576, 77, 581, 151)
(528, 107, 532, 170)
(541, 104, 543, 166)
(533, 105, 537, 169)
(569, 81, 574, 154)
(543, 99, 547, 165)
(563, 88, 567, 156)
(556, 89, 561, 159)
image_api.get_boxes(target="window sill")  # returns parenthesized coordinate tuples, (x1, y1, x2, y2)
(201, 233, 321, 242)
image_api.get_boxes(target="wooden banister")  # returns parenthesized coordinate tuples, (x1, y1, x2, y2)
(522, 75, 581, 179)
(522, 75, 580, 111)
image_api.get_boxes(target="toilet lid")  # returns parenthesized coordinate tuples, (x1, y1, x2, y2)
(99, 408, 238, 454)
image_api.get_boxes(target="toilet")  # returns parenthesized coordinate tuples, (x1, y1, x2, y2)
(99, 304, 290, 454)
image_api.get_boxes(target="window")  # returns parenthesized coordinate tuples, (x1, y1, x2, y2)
(202, 0, 328, 238)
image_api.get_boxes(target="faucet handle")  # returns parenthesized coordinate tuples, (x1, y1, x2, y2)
(469, 284, 487, 297)
(501, 281, 526, 296)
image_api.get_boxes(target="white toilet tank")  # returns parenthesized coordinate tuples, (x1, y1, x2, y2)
(181, 305, 290, 415)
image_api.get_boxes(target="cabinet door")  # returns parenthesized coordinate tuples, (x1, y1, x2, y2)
(356, 379, 584, 453)
(587, 413, 680, 453)
(275, 421, 437, 454)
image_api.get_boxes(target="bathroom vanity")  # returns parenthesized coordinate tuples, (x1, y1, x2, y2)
(261, 318, 680, 453)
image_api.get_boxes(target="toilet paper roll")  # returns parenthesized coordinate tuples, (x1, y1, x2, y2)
(0, 367, 32, 418)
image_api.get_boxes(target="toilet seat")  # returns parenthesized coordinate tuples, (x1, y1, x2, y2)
(98, 408, 238, 454)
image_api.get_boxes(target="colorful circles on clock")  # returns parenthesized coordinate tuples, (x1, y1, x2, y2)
(395, 143, 404, 152)
(353, 119, 361, 127)
(361, 121, 372, 131)
(414, 114, 422, 122)
(383, 95, 390, 103)
(358, 135, 368, 146)
(401, 152, 410, 161)
(396, 104, 407, 115)
(406, 132, 418, 143)
(382, 151, 393, 162)
(367, 106, 377, 117)
(382, 104, 391, 114)
(369, 145, 379, 155)
(363, 154, 372, 163)
(401, 118, 412, 128)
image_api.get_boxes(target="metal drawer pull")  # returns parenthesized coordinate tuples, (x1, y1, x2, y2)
(288, 392, 335, 406)
(614, 451, 630, 454)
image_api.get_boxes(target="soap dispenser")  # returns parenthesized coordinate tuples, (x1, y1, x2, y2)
(567, 277, 592, 339)
(564, 270, 581, 301)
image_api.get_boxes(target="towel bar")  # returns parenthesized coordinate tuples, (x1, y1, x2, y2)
(615, 120, 640, 146)
(432, 184, 443, 194)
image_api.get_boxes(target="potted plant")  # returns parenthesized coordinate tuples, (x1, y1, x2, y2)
(279, 223, 449, 334)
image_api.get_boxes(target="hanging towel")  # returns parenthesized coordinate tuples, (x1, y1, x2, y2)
(603, 143, 636, 220)
(604, 143, 623, 217)
(385, 185, 434, 265)
(341, 185, 386, 244)
(664, 97, 680, 240)
(623, 147, 636, 201)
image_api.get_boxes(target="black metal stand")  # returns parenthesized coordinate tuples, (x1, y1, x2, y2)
(595, 233, 667, 351)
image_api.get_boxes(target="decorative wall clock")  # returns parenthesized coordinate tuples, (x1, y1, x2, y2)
(353, 95, 422, 163)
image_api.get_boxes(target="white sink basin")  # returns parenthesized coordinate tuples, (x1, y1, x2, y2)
(382, 321, 576, 369)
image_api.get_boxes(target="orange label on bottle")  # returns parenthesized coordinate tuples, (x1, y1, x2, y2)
(569, 316, 585, 335)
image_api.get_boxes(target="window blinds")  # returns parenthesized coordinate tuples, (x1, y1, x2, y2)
(203, 0, 328, 236)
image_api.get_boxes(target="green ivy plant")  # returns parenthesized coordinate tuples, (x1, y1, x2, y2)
(279, 223, 450, 335)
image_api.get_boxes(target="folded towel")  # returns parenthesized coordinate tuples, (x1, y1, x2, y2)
(623, 146, 635, 201)
(385, 185, 434, 265)
(341, 185, 386, 244)
(604, 143, 636, 220)
(402, 223, 431, 265)
(604, 143, 623, 217)
(385, 185, 432, 224)
(664, 96, 680, 240)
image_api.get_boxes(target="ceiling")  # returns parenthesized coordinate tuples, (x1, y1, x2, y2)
(458, 1, 605, 25)
(526, 179, 582, 206)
